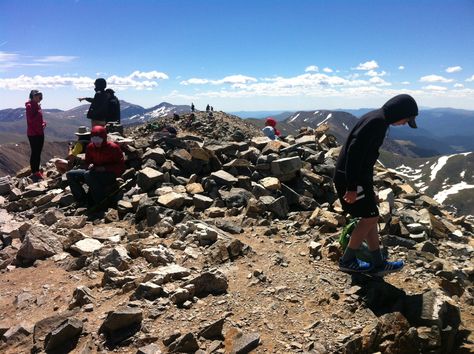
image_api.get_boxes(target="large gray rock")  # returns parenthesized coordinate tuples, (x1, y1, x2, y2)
(17, 226, 63, 262)
(142, 245, 176, 266)
(167, 332, 199, 353)
(210, 170, 238, 185)
(184, 271, 228, 297)
(44, 318, 83, 352)
(99, 307, 143, 344)
(137, 167, 164, 192)
(70, 238, 103, 255)
(142, 147, 166, 165)
(270, 156, 302, 175)
(228, 332, 261, 354)
(193, 194, 214, 210)
(99, 246, 131, 271)
(69, 286, 94, 309)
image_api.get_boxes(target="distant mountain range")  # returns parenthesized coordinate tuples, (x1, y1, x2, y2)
(243, 107, 474, 158)
(0, 101, 191, 143)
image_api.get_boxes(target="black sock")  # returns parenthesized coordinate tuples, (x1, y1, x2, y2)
(341, 247, 357, 263)
(370, 249, 384, 267)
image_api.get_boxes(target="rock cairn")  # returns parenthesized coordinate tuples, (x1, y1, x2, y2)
(0, 111, 473, 353)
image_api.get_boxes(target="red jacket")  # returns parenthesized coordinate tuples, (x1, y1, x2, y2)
(25, 100, 45, 136)
(85, 127, 125, 177)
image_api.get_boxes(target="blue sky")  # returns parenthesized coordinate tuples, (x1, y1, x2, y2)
(1, 0, 474, 111)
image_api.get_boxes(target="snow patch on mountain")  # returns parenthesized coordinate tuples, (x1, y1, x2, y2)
(430, 152, 472, 181)
(434, 181, 474, 203)
(289, 113, 301, 122)
(317, 113, 332, 127)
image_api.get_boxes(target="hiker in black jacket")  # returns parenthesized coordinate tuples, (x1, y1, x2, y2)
(105, 89, 121, 124)
(334, 94, 419, 276)
(78, 78, 109, 127)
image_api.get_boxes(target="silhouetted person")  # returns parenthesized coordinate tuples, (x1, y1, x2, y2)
(78, 78, 109, 127)
(191, 102, 195, 112)
(206, 104, 210, 112)
(105, 89, 120, 124)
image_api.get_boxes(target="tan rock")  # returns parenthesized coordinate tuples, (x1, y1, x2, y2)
(259, 177, 281, 191)
(186, 183, 204, 195)
(158, 192, 185, 209)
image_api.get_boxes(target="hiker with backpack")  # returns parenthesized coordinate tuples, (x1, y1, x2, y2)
(25, 90, 46, 181)
(105, 88, 121, 124)
(66, 126, 124, 210)
(262, 117, 281, 140)
(334, 94, 419, 276)
(77, 78, 109, 127)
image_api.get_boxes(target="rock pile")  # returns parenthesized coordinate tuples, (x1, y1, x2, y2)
(0, 110, 473, 353)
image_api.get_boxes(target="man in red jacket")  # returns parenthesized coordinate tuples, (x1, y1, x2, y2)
(66, 126, 125, 209)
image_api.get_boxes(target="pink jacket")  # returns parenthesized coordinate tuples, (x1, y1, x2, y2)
(25, 100, 45, 136)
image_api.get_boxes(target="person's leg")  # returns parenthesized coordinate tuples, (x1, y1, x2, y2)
(28, 135, 41, 173)
(85, 171, 116, 206)
(66, 169, 88, 204)
(37, 134, 44, 172)
(341, 216, 378, 262)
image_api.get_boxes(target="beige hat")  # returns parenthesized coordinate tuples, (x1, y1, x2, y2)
(74, 126, 90, 136)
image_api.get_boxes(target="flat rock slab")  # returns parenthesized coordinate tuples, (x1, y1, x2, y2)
(70, 238, 103, 255)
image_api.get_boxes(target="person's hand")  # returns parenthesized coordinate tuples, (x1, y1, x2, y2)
(95, 166, 106, 172)
(77, 97, 84, 102)
(343, 190, 358, 204)
(88, 164, 94, 170)
(42, 122, 47, 129)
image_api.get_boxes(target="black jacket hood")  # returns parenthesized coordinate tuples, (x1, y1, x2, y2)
(382, 94, 418, 124)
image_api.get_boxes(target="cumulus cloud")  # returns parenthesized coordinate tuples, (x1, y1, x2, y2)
(355, 60, 379, 70)
(419, 75, 453, 83)
(454, 83, 464, 88)
(398, 65, 405, 70)
(422, 85, 448, 91)
(0, 70, 169, 90)
(322, 67, 333, 73)
(366, 70, 387, 77)
(401, 81, 410, 85)
(305, 65, 319, 72)
(180, 74, 257, 86)
(446, 66, 462, 73)
(466, 75, 474, 82)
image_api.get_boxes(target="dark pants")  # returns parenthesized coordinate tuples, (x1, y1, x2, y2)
(28, 135, 44, 173)
(66, 169, 117, 206)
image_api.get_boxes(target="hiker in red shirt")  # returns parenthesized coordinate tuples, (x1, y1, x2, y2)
(25, 90, 46, 181)
(66, 126, 124, 209)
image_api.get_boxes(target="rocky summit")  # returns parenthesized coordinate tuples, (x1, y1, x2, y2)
(0, 110, 473, 353)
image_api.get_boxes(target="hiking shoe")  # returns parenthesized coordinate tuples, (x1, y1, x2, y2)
(339, 258, 372, 273)
(370, 260, 404, 277)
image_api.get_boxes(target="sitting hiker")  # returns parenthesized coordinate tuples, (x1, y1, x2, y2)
(66, 126, 125, 209)
(262, 117, 281, 140)
(55, 126, 91, 174)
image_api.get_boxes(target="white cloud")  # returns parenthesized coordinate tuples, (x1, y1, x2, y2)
(34, 56, 78, 63)
(466, 75, 474, 82)
(305, 65, 319, 72)
(419, 75, 453, 83)
(369, 77, 391, 86)
(454, 83, 464, 88)
(0, 71, 168, 90)
(422, 85, 448, 91)
(0, 51, 20, 62)
(446, 66, 462, 73)
(181, 74, 257, 86)
(366, 70, 387, 77)
(322, 67, 333, 73)
(355, 60, 379, 70)
(398, 65, 405, 70)
(129, 70, 169, 80)
(401, 81, 410, 85)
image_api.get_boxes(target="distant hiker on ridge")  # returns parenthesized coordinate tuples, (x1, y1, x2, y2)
(206, 104, 210, 112)
(334, 94, 419, 276)
(191, 102, 195, 112)
(25, 90, 46, 181)
(261, 117, 281, 140)
(77, 78, 109, 127)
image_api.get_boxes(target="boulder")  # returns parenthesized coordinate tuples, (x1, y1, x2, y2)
(44, 318, 83, 352)
(210, 170, 238, 185)
(142, 245, 175, 266)
(99, 307, 143, 344)
(137, 167, 164, 191)
(259, 177, 281, 191)
(183, 271, 228, 297)
(99, 246, 131, 271)
(142, 147, 166, 165)
(270, 156, 302, 176)
(70, 238, 103, 255)
(17, 226, 63, 262)
(193, 194, 214, 210)
(158, 192, 185, 209)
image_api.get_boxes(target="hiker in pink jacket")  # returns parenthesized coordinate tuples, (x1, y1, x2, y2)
(25, 90, 46, 181)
